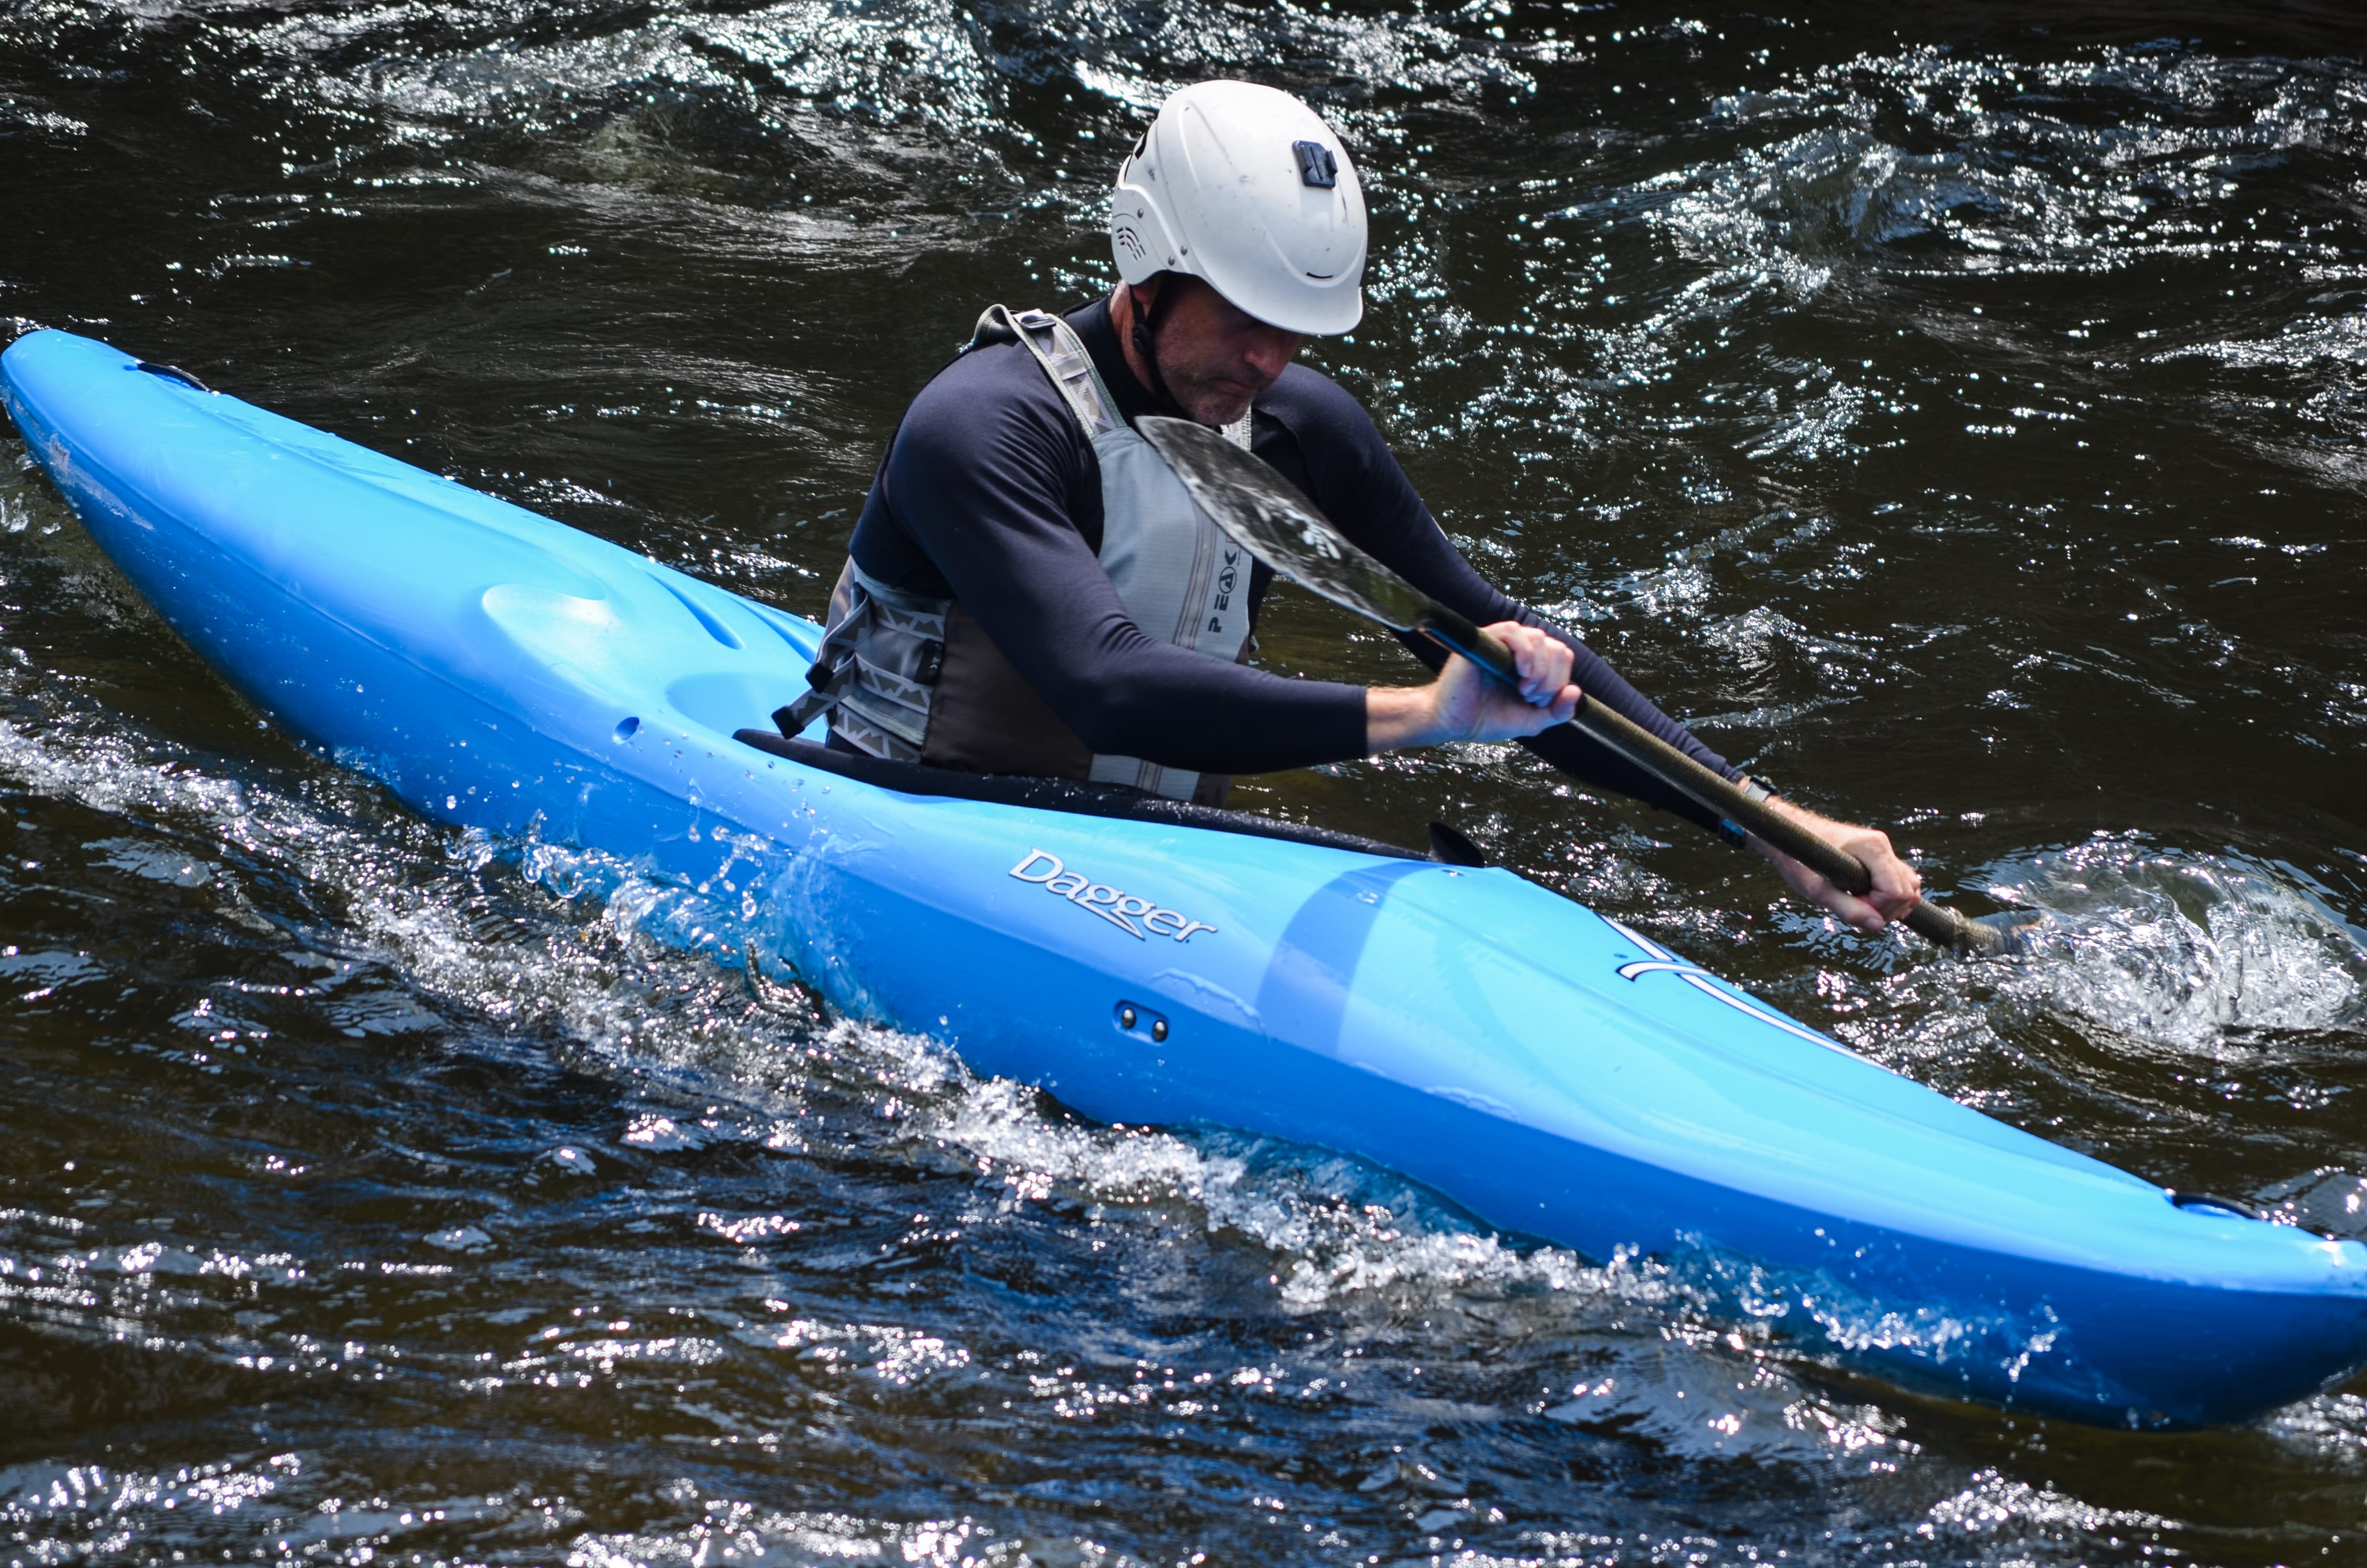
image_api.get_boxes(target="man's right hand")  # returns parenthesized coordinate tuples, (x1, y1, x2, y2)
(1745, 798, 1924, 935)
(1365, 621, 1582, 753)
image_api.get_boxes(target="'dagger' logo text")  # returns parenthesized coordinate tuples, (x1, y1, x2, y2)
(1008, 849, 1218, 943)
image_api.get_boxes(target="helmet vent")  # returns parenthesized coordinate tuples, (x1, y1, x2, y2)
(1292, 140, 1338, 188)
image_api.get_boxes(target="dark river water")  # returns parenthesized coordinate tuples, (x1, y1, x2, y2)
(5, 0, 2367, 1561)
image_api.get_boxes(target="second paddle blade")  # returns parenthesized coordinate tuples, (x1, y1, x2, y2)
(1139, 414, 1433, 631)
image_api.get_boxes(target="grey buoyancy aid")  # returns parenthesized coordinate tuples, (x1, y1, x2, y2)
(780, 305, 1256, 803)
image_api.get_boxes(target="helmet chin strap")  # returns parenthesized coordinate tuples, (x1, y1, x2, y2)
(1128, 277, 1191, 419)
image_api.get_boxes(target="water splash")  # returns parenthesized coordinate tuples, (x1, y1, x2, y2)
(1976, 835, 2366, 1051)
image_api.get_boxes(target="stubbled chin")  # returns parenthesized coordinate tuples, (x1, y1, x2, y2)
(1189, 393, 1255, 427)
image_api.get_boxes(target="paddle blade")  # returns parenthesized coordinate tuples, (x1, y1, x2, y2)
(1970, 908, 2053, 956)
(1139, 415, 1432, 631)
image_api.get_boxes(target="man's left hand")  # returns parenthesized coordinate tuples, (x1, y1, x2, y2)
(1745, 795, 1921, 934)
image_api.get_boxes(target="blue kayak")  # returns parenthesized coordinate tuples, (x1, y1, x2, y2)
(7, 325, 2364, 1428)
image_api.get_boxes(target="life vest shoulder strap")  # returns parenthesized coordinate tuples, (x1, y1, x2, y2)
(973, 305, 1124, 440)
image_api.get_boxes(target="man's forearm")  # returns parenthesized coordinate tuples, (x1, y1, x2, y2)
(1364, 684, 1442, 752)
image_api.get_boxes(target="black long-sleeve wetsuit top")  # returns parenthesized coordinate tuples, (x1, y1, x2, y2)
(846, 295, 1742, 830)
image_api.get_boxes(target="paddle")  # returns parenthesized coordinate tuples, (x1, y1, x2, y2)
(1137, 414, 2007, 956)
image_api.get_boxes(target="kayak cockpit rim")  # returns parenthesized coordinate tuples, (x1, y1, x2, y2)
(733, 729, 1435, 862)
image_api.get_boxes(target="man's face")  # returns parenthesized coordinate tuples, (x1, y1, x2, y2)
(1148, 277, 1308, 425)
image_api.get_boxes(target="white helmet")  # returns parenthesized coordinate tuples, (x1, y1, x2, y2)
(1111, 80, 1367, 337)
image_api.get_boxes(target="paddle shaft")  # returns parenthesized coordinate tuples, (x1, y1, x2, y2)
(1415, 606, 2001, 955)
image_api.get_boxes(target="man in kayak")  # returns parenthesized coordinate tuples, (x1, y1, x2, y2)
(784, 80, 1920, 934)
